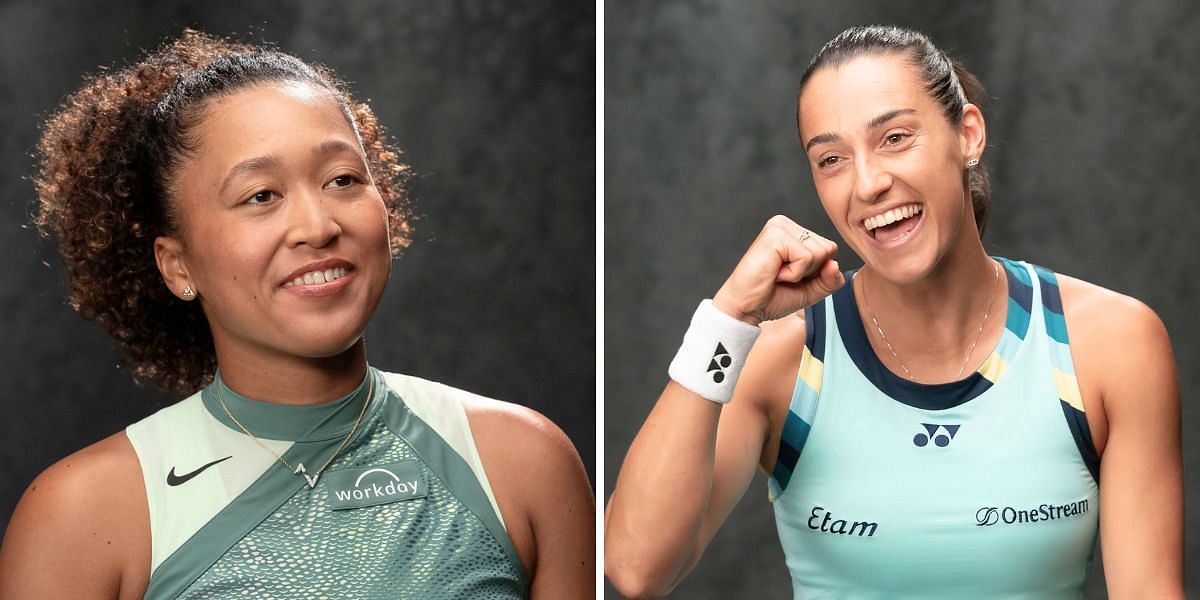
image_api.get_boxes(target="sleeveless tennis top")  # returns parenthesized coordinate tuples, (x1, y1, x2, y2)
(125, 368, 526, 599)
(769, 258, 1099, 599)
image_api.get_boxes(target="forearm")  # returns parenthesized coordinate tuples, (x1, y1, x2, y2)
(605, 382, 724, 597)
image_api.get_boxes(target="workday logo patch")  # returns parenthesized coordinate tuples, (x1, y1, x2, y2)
(325, 460, 427, 510)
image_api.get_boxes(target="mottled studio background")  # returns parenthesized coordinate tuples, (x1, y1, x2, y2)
(0, 0, 594, 539)
(606, 1, 1198, 598)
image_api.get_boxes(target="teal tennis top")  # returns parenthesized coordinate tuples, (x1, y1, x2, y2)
(125, 368, 526, 599)
(769, 258, 1099, 599)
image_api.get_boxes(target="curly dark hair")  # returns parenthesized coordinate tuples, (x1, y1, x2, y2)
(34, 29, 413, 394)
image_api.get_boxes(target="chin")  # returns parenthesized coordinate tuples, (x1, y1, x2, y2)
(269, 312, 372, 359)
(286, 333, 367, 360)
(860, 246, 940, 285)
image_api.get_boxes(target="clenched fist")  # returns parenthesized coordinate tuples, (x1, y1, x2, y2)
(713, 215, 845, 326)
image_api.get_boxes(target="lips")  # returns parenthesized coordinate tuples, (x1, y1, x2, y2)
(863, 203, 922, 233)
(281, 258, 355, 288)
(284, 266, 349, 288)
(862, 203, 923, 244)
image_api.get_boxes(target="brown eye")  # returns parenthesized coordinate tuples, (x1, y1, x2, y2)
(818, 156, 841, 168)
(244, 190, 277, 205)
(326, 174, 360, 189)
(884, 132, 910, 145)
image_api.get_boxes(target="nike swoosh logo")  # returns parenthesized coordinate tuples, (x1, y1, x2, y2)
(167, 455, 233, 486)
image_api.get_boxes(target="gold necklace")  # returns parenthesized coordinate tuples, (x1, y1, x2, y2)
(215, 372, 374, 488)
(861, 261, 1000, 383)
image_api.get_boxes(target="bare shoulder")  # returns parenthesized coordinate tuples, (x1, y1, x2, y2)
(461, 395, 584, 468)
(461, 395, 593, 591)
(461, 396, 589, 505)
(7, 431, 144, 538)
(1056, 274, 1177, 439)
(0, 431, 149, 598)
(1057, 274, 1172, 358)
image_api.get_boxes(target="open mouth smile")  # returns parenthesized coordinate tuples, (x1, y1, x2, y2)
(863, 203, 923, 244)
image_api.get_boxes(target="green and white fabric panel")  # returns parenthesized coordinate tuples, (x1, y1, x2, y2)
(381, 373, 509, 532)
(126, 391, 293, 573)
(130, 369, 525, 599)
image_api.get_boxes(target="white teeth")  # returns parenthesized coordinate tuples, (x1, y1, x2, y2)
(863, 204, 922, 231)
(284, 267, 350, 287)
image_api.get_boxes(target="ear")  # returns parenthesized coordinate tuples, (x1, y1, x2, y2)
(154, 235, 195, 300)
(960, 103, 987, 162)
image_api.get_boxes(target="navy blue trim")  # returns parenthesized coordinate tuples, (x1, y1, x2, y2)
(1060, 400, 1101, 483)
(1034, 265, 1102, 484)
(1005, 265, 1035, 318)
(804, 301, 825, 362)
(773, 411, 812, 491)
(832, 264, 1037, 411)
(1037, 273, 1064, 315)
(772, 301, 827, 494)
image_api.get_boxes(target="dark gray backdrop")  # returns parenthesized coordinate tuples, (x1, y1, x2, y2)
(0, 0, 594, 539)
(606, 1, 1198, 597)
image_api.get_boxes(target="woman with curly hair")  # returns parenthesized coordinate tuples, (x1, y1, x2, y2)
(0, 30, 592, 599)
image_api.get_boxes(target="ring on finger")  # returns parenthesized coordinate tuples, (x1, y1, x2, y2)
(797, 231, 813, 243)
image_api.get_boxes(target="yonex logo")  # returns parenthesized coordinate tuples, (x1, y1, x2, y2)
(913, 423, 960, 447)
(975, 499, 1090, 526)
(707, 342, 732, 383)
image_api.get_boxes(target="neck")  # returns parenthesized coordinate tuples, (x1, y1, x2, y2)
(855, 239, 1005, 382)
(862, 245, 996, 324)
(213, 338, 369, 406)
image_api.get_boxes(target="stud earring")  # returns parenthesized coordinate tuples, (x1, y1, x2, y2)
(966, 158, 980, 168)
(182, 285, 195, 298)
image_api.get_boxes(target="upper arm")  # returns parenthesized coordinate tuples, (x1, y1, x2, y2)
(691, 312, 806, 562)
(1062, 280, 1182, 596)
(465, 401, 594, 599)
(0, 432, 150, 600)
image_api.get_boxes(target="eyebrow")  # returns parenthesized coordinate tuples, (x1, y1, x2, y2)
(218, 139, 365, 194)
(804, 108, 919, 152)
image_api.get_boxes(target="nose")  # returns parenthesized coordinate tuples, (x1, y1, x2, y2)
(852, 153, 893, 204)
(285, 188, 342, 249)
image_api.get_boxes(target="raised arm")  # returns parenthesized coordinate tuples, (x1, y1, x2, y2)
(605, 216, 844, 598)
(1063, 279, 1183, 598)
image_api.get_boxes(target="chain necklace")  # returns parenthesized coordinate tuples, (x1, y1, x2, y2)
(861, 260, 1000, 383)
(215, 372, 374, 488)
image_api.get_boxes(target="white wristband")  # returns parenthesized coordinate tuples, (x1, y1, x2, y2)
(668, 300, 762, 404)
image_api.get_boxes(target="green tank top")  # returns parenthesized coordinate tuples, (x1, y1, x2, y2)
(126, 368, 527, 599)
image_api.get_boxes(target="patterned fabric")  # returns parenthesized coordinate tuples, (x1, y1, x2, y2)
(181, 416, 522, 599)
(769, 258, 1100, 599)
(128, 369, 526, 600)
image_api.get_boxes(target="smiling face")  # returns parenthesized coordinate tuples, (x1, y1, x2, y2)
(155, 80, 392, 365)
(799, 53, 985, 283)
